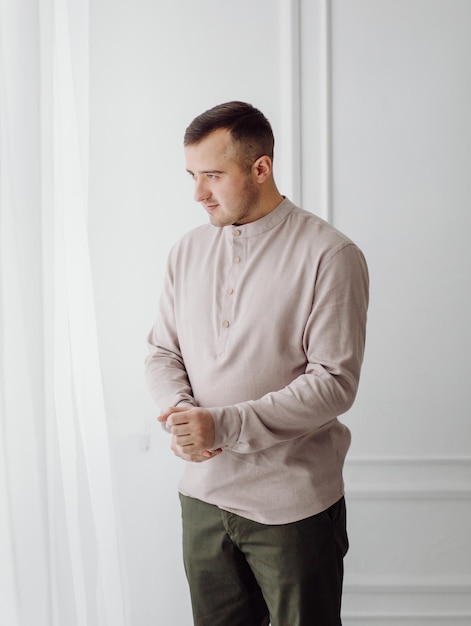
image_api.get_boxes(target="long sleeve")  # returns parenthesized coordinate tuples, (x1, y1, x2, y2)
(209, 243, 369, 452)
(145, 253, 197, 410)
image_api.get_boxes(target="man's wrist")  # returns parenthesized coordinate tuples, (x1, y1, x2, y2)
(210, 405, 241, 450)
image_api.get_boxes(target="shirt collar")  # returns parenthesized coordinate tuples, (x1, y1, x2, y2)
(223, 197, 295, 239)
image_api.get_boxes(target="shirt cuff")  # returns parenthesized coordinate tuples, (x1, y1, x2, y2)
(210, 405, 241, 450)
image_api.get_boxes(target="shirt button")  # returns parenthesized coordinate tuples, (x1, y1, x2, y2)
(223, 320, 230, 328)
(233, 229, 241, 237)
(233, 256, 241, 264)
(226, 287, 234, 295)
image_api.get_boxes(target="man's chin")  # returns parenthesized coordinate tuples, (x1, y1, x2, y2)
(208, 214, 229, 228)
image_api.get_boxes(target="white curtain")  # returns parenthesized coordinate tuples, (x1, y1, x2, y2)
(0, 1, 127, 624)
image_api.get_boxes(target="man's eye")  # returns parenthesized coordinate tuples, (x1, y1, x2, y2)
(207, 174, 218, 180)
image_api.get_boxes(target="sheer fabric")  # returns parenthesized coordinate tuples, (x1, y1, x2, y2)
(0, 1, 126, 624)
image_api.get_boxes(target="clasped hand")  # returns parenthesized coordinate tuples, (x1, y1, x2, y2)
(157, 406, 222, 463)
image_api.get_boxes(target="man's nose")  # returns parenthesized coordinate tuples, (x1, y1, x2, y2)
(194, 178, 210, 203)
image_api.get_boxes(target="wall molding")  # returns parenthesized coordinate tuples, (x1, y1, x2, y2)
(279, 0, 302, 204)
(344, 456, 471, 499)
(280, 0, 334, 221)
(342, 575, 471, 622)
(342, 615, 471, 622)
(344, 575, 471, 593)
(319, 0, 332, 223)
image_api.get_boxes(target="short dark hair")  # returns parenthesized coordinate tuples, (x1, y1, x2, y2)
(184, 101, 275, 170)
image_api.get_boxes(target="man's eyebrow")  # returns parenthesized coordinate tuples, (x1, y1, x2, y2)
(186, 169, 225, 175)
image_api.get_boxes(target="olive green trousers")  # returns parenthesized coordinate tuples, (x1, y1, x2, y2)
(179, 494, 348, 626)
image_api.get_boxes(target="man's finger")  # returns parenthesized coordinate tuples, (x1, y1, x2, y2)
(201, 448, 223, 458)
(157, 405, 190, 423)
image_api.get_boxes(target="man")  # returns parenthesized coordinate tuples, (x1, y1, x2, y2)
(145, 101, 369, 625)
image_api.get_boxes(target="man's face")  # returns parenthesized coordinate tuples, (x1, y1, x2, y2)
(185, 128, 260, 227)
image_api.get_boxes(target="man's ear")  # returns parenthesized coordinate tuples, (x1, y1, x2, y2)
(252, 155, 272, 182)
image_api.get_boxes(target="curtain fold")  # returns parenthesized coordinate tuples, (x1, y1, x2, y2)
(1, 2, 50, 624)
(51, 0, 127, 623)
(0, 1, 127, 624)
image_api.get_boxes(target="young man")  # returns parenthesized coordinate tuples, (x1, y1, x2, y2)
(145, 101, 369, 625)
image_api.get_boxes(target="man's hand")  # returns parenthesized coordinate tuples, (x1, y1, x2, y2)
(169, 436, 222, 463)
(158, 406, 222, 462)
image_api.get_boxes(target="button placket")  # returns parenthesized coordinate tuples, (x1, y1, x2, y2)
(216, 228, 245, 356)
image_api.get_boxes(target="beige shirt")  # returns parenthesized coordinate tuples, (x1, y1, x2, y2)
(145, 198, 369, 524)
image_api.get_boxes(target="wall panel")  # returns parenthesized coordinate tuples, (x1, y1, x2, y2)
(316, 0, 471, 619)
(343, 457, 471, 620)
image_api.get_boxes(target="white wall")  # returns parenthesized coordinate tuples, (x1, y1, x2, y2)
(332, 2, 471, 623)
(89, 1, 471, 624)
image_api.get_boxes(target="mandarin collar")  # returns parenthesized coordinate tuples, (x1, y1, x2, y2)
(222, 197, 295, 239)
